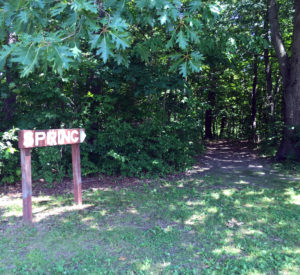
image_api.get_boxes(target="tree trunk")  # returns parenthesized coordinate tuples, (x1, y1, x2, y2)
(268, 0, 300, 160)
(251, 54, 258, 143)
(205, 107, 213, 139)
(264, 49, 274, 120)
(205, 73, 216, 139)
(264, 10, 274, 122)
(220, 115, 227, 138)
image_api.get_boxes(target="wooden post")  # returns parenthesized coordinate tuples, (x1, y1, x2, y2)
(72, 144, 82, 204)
(20, 148, 32, 223)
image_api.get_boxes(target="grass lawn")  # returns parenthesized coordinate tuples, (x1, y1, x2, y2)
(0, 167, 300, 274)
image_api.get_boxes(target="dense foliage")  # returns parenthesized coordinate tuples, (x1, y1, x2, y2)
(0, 0, 299, 184)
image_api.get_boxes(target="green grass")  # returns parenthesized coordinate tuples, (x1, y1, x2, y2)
(0, 168, 300, 274)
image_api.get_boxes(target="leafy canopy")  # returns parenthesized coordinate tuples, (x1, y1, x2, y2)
(0, 0, 222, 77)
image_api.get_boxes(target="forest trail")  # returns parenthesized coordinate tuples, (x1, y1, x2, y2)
(197, 140, 268, 172)
(184, 140, 299, 188)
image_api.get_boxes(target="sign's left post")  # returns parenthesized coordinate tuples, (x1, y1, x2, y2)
(20, 148, 32, 223)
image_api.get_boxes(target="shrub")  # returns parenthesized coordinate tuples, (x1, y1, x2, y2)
(0, 128, 20, 184)
(93, 119, 203, 176)
(0, 118, 203, 185)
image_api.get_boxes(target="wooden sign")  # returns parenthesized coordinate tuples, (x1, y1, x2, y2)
(18, 129, 86, 148)
(19, 128, 86, 224)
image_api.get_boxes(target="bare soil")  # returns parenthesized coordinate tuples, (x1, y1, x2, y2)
(189, 140, 271, 175)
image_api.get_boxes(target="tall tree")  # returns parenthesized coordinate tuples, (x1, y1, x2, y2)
(251, 54, 258, 143)
(268, 0, 300, 160)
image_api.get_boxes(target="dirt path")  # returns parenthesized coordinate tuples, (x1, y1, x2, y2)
(184, 140, 299, 188)
(188, 140, 270, 174)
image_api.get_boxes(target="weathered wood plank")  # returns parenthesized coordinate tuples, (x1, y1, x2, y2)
(20, 148, 32, 223)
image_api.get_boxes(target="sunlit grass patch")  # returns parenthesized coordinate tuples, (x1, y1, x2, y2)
(0, 169, 300, 274)
(213, 245, 242, 255)
(0, 195, 23, 219)
(185, 213, 206, 225)
(285, 188, 300, 205)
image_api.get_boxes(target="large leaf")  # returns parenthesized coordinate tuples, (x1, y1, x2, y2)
(50, 2, 68, 17)
(191, 51, 203, 61)
(0, 45, 14, 63)
(46, 45, 74, 75)
(71, 0, 97, 13)
(166, 31, 176, 49)
(110, 31, 130, 50)
(11, 46, 40, 77)
(176, 31, 188, 50)
(89, 34, 101, 49)
(179, 62, 188, 77)
(115, 52, 129, 67)
(188, 59, 201, 73)
(159, 13, 168, 25)
(109, 17, 128, 32)
(189, 1, 202, 12)
(17, 10, 29, 24)
(96, 36, 112, 63)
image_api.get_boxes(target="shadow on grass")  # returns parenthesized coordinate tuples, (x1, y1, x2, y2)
(1, 173, 299, 274)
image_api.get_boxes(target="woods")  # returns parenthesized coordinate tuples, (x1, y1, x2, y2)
(1, 2, 300, 274)
(0, 0, 299, 183)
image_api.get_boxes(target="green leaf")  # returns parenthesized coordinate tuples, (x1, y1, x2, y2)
(179, 62, 188, 77)
(89, 34, 100, 49)
(110, 31, 130, 50)
(166, 31, 176, 49)
(188, 30, 199, 43)
(115, 52, 129, 67)
(81, 0, 97, 13)
(17, 10, 29, 24)
(0, 44, 15, 68)
(188, 59, 201, 73)
(169, 54, 184, 72)
(189, 1, 202, 12)
(169, 5, 180, 20)
(71, 0, 97, 13)
(19, 48, 40, 77)
(55, 46, 74, 68)
(136, 0, 152, 9)
(47, 46, 74, 75)
(176, 31, 188, 50)
(159, 13, 168, 25)
(109, 17, 128, 32)
(191, 52, 203, 61)
(96, 36, 112, 63)
(11, 46, 34, 65)
(71, 45, 81, 58)
(50, 2, 68, 16)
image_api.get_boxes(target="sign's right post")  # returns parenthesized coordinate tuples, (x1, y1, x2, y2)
(72, 143, 82, 205)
